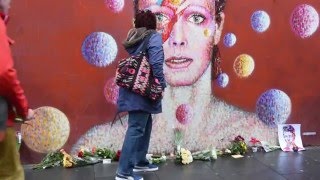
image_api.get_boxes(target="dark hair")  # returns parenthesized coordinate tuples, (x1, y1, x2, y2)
(283, 125, 295, 133)
(211, 0, 227, 80)
(134, 10, 157, 30)
(215, 0, 227, 24)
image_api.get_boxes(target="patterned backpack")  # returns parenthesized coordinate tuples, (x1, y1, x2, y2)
(115, 33, 163, 101)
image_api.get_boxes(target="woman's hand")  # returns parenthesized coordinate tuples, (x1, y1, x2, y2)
(26, 109, 35, 120)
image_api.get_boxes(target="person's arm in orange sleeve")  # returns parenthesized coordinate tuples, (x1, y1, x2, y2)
(0, 19, 29, 119)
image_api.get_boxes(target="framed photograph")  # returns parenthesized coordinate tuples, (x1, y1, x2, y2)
(278, 124, 305, 152)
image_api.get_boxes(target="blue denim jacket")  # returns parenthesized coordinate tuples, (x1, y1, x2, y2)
(117, 28, 166, 114)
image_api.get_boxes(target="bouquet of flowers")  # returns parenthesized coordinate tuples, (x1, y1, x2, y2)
(146, 154, 167, 164)
(60, 149, 76, 168)
(34, 148, 103, 170)
(95, 148, 117, 160)
(77, 147, 96, 158)
(230, 135, 247, 155)
(33, 151, 64, 170)
(249, 137, 260, 146)
(176, 148, 193, 165)
(72, 156, 101, 167)
(78, 147, 118, 160)
(192, 148, 217, 161)
(69, 147, 102, 168)
(114, 150, 121, 161)
(249, 137, 261, 152)
(260, 141, 281, 152)
(216, 148, 233, 156)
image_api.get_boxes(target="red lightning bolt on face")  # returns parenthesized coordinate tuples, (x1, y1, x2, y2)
(159, 0, 187, 42)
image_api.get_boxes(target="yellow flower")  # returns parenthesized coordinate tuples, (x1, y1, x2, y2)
(181, 154, 188, 160)
(180, 148, 193, 165)
(61, 150, 75, 168)
(63, 156, 73, 168)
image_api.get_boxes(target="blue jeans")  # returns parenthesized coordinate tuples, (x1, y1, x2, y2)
(117, 111, 152, 176)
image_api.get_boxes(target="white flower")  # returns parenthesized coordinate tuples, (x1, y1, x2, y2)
(211, 149, 217, 160)
(182, 159, 188, 164)
(146, 154, 153, 161)
(162, 155, 167, 161)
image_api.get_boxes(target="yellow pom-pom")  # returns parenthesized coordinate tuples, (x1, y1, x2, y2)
(233, 54, 255, 78)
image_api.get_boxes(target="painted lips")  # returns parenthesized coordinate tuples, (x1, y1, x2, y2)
(165, 57, 193, 69)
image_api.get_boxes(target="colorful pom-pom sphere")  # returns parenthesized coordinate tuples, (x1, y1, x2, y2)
(81, 32, 118, 67)
(105, 0, 125, 13)
(290, 4, 319, 38)
(233, 54, 255, 78)
(104, 78, 119, 105)
(217, 73, 229, 88)
(256, 89, 292, 127)
(251, 10, 271, 33)
(176, 104, 193, 125)
(224, 33, 237, 47)
(21, 107, 70, 153)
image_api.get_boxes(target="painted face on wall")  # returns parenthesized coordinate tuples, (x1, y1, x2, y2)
(283, 131, 295, 144)
(139, 0, 224, 86)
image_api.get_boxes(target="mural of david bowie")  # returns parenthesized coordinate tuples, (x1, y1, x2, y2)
(71, 0, 277, 154)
